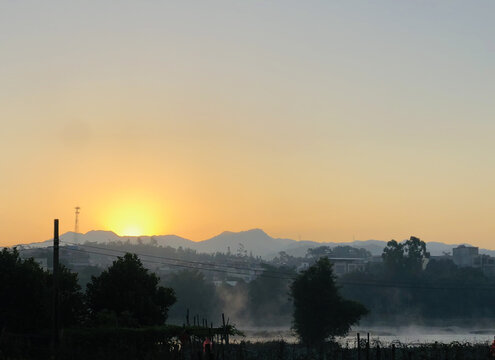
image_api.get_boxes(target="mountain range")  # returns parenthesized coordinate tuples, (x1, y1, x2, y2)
(14, 229, 495, 259)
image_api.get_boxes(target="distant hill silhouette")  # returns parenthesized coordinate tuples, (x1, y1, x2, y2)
(194, 229, 293, 256)
(14, 229, 495, 259)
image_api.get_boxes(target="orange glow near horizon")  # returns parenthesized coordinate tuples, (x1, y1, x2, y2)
(101, 194, 167, 237)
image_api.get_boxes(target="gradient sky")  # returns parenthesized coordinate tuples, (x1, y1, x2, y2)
(1, 1, 494, 247)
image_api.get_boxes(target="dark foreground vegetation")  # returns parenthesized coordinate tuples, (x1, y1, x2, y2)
(0, 246, 367, 359)
(5, 235, 495, 359)
(0, 324, 239, 360)
(2, 332, 493, 360)
(232, 340, 493, 360)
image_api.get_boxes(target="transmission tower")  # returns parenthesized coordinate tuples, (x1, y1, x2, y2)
(74, 206, 80, 242)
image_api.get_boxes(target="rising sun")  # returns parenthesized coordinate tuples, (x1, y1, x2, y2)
(101, 195, 166, 237)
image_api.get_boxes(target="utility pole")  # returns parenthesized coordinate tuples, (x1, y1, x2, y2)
(52, 219, 60, 359)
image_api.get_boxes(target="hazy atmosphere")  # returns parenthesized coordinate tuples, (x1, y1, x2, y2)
(2, 1, 494, 247)
(3, 2, 495, 360)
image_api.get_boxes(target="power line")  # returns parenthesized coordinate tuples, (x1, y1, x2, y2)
(17, 244, 495, 291)
(61, 246, 295, 281)
(60, 246, 495, 291)
(60, 240, 296, 277)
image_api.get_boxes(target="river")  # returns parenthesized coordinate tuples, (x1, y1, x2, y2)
(235, 326, 495, 345)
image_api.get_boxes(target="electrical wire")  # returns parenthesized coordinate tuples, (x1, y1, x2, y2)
(16, 244, 495, 291)
(61, 240, 295, 277)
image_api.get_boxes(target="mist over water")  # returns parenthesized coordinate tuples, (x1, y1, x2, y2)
(235, 325, 495, 345)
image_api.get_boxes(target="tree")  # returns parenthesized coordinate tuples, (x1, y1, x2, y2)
(0, 248, 50, 332)
(86, 253, 176, 327)
(0, 248, 84, 332)
(403, 236, 428, 274)
(54, 264, 86, 327)
(381, 240, 405, 274)
(290, 257, 367, 348)
(382, 236, 428, 277)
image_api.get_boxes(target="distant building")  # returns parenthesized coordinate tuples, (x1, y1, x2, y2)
(452, 245, 495, 276)
(328, 258, 366, 276)
(475, 254, 495, 277)
(453, 245, 479, 267)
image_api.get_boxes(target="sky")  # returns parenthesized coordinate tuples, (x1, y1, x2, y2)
(1, 1, 494, 248)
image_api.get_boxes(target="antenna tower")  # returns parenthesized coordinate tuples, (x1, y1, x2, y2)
(74, 206, 80, 242)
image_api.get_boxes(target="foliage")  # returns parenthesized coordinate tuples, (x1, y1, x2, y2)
(382, 236, 428, 277)
(0, 324, 243, 360)
(290, 257, 368, 346)
(0, 248, 84, 333)
(53, 264, 86, 327)
(86, 253, 176, 327)
(340, 237, 495, 321)
(0, 248, 50, 332)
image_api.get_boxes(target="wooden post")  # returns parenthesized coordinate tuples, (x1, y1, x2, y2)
(366, 332, 370, 360)
(222, 313, 226, 360)
(391, 344, 395, 360)
(52, 219, 60, 360)
(225, 316, 230, 346)
(357, 333, 360, 360)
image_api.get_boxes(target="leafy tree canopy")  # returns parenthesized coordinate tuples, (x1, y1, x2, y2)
(290, 257, 368, 347)
(0, 248, 84, 332)
(382, 236, 428, 277)
(86, 253, 176, 327)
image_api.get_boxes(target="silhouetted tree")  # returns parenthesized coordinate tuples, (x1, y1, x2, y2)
(382, 239, 405, 274)
(54, 264, 86, 327)
(382, 236, 428, 277)
(290, 257, 368, 348)
(0, 248, 84, 332)
(0, 248, 50, 332)
(86, 253, 176, 327)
